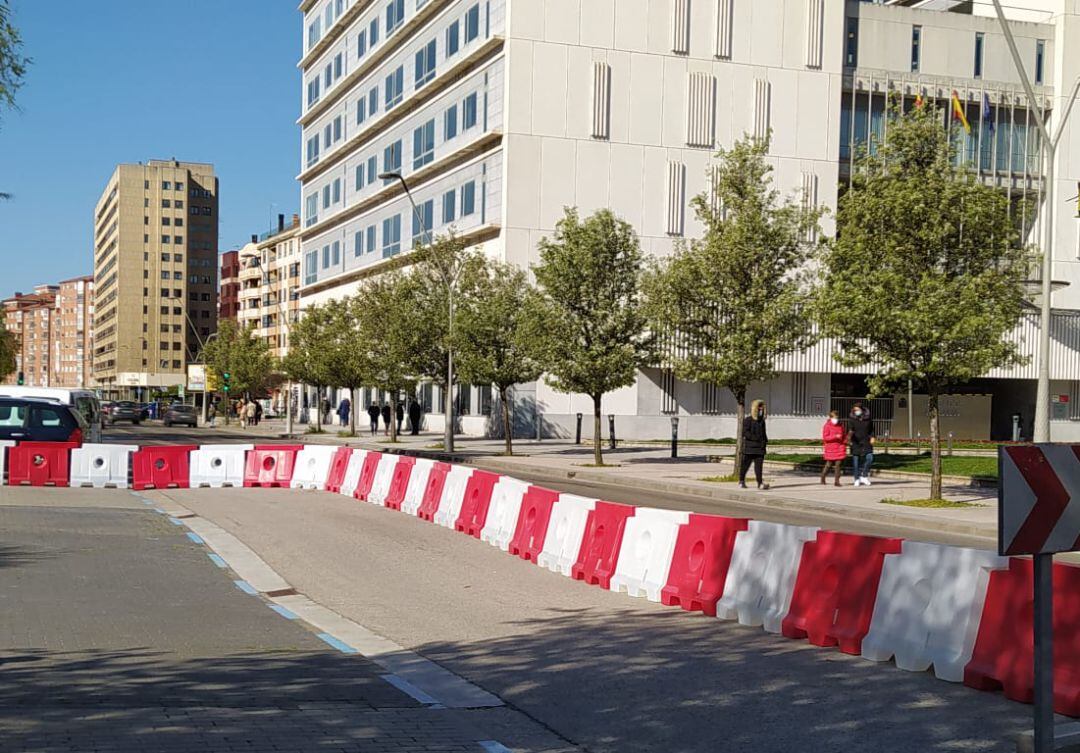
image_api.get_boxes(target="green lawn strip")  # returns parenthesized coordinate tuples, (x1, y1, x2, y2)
(639, 437, 1010, 451)
(765, 452, 998, 481)
(880, 497, 978, 509)
(701, 474, 739, 483)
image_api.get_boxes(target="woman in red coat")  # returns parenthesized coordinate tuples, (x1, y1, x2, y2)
(820, 409, 847, 486)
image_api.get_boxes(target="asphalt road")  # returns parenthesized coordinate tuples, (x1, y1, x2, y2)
(161, 485, 1043, 753)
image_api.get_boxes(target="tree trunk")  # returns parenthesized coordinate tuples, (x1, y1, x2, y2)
(349, 387, 357, 437)
(315, 387, 323, 432)
(500, 385, 513, 456)
(593, 394, 603, 467)
(928, 389, 942, 500)
(733, 386, 746, 480)
(390, 389, 399, 443)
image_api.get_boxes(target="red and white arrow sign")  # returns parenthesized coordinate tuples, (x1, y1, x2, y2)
(1000, 444, 1080, 556)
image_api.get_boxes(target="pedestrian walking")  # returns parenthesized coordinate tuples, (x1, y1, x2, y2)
(207, 401, 217, 428)
(380, 403, 392, 436)
(337, 396, 351, 428)
(820, 409, 847, 486)
(238, 399, 248, 429)
(254, 400, 263, 426)
(738, 399, 769, 490)
(321, 397, 332, 426)
(396, 401, 405, 434)
(408, 399, 422, 435)
(245, 399, 257, 429)
(848, 402, 876, 486)
(367, 402, 380, 436)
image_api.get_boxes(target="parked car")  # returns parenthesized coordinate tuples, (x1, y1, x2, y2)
(106, 400, 148, 426)
(0, 397, 88, 444)
(163, 403, 198, 428)
(0, 386, 102, 442)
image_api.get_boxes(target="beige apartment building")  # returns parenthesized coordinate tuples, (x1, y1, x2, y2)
(52, 276, 95, 388)
(92, 160, 219, 397)
(236, 214, 302, 362)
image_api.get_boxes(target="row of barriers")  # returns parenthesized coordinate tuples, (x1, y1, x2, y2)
(0, 440, 1077, 715)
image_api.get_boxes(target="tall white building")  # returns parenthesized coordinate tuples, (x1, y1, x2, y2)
(298, 0, 1080, 442)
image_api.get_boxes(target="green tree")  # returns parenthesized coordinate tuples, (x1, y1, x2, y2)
(0, 0, 29, 200)
(320, 297, 370, 436)
(281, 304, 337, 432)
(0, 327, 15, 379)
(533, 208, 653, 466)
(454, 260, 544, 455)
(819, 104, 1028, 499)
(643, 134, 824, 478)
(201, 319, 275, 403)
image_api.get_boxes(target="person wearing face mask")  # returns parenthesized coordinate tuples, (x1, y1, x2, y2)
(739, 399, 769, 490)
(848, 401, 876, 486)
(820, 409, 847, 486)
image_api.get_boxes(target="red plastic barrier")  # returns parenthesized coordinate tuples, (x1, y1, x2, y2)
(661, 513, 750, 616)
(8, 441, 78, 487)
(571, 501, 636, 588)
(353, 451, 383, 501)
(455, 470, 501, 537)
(383, 455, 416, 510)
(324, 447, 354, 494)
(243, 445, 304, 488)
(964, 558, 1080, 714)
(780, 530, 902, 654)
(416, 462, 451, 520)
(131, 444, 197, 490)
(509, 486, 560, 562)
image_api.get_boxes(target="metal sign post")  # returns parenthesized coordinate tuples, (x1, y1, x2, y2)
(1033, 552, 1053, 753)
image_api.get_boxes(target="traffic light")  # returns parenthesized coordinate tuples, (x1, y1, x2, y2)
(16, 371, 23, 386)
(222, 372, 231, 393)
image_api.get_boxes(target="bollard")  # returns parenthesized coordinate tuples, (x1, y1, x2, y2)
(916, 431, 922, 453)
(671, 416, 679, 459)
(536, 412, 542, 442)
(575, 413, 583, 445)
(608, 414, 616, 450)
(947, 432, 953, 457)
(883, 430, 890, 455)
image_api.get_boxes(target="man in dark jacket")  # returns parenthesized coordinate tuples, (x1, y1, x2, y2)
(380, 403, 392, 436)
(408, 399, 422, 435)
(739, 399, 769, 490)
(366, 402, 380, 436)
(848, 402, 876, 486)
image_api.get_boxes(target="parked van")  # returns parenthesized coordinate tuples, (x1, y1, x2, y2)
(0, 387, 102, 442)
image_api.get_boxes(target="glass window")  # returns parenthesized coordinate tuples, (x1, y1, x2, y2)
(1036, 39, 1045, 84)
(383, 139, 402, 181)
(386, 0, 404, 35)
(464, 3, 480, 43)
(845, 16, 858, 68)
(456, 384, 472, 415)
(412, 199, 433, 245)
(323, 185, 331, 209)
(305, 193, 318, 227)
(324, 123, 332, 148)
(368, 86, 379, 116)
(357, 29, 367, 58)
(322, 244, 330, 268)
(461, 181, 476, 216)
(332, 240, 340, 265)
(415, 39, 436, 88)
(334, 52, 343, 80)
(366, 224, 376, 253)
(304, 250, 317, 284)
(357, 94, 367, 125)
(308, 18, 321, 49)
(307, 135, 321, 167)
(333, 115, 342, 142)
(367, 155, 378, 184)
(911, 26, 921, 73)
(442, 189, 456, 224)
(382, 214, 402, 257)
(324, 64, 332, 88)
(354, 230, 364, 256)
(355, 162, 365, 190)
(446, 20, 460, 57)
(463, 92, 477, 129)
(307, 77, 321, 107)
(413, 119, 435, 169)
(369, 17, 379, 46)
(162, 181, 172, 190)
(385, 65, 404, 109)
(332, 178, 341, 203)
(445, 104, 458, 140)
(974, 32, 983, 78)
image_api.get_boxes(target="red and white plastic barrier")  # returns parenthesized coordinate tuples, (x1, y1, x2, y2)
(479, 477, 529, 550)
(537, 494, 596, 576)
(365, 453, 400, 506)
(291, 445, 337, 490)
(433, 465, 474, 529)
(339, 449, 368, 498)
(70, 443, 138, 489)
(609, 507, 690, 602)
(400, 458, 435, 516)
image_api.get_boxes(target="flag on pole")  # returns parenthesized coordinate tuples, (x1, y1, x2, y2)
(952, 90, 971, 134)
(983, 92, 995, 135)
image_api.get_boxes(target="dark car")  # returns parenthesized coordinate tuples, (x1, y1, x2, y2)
(163, 404, 198, 428)
(0, 397, 87, 444)
(107, 400, 148, 426)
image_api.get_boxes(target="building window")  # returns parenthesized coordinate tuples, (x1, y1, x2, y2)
(413, 119, 435, 169)
(369, 17, 379, 47)
(304, 251, 317, 284)
(385, 65, 404, 109)
(307, 135, 321, 167)
(308, 17, 321, 48)
(382, 214, 402, 257)
(464, 3, 480, 43)
(461, 181, 476, 216)
(445, 103, 458, 140)
(357, 29, 367, 58)
(355, 163, 365, 190)
(307, 76, 321, 107)
(334, 52, 343, 80)
(442, 188, 456, 224)
(911, 26, 921, 73)
(463, 93, 477, 129)
(457, 384, 472, 415)
(415, 38, 436, 88)
(333, 115, 342, 142)
(386, 0, 404, 35)
(162, 217, 171, 226)
(366, 224, 376, 253)
(383, 139, 402, 181)
(322, 244, 331, 269)
(845, 16, 858, 68)
(162, 235, 171, 244)
(412, 199, 433, 245)
(974, 32, 984, 78)
(305, 193, 318, 227)
(332, 240, 340, 265)
(367, 155, 377, 184)
(446, 20, 460, 57)
(354, 230, 364, 256)
(1036, 39, 1045, 84)
(324, 123, 332, 149)
(356, 95, 367, 125)
(332, 178, 341, 204)
(174, 236, 183, 245)
(368, 86, 379, 116)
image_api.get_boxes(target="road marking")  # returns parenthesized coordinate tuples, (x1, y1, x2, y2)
(233, 579, 258, 595)
(478, 742, 514, 753)
(268, 604, 299, 620)
(316, 632, 359, 654)
(207, 553, 227, 568)
(186, 532, 205, 545)
(380, 673, 443, 706)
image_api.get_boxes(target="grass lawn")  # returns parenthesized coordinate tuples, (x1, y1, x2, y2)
(640, 437, 1009, 450)
(880, 497, 978, 509)
(766, 452, 998, 481)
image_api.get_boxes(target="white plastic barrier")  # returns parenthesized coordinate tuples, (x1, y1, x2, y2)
(609, 507, 691, 602)
(400, 458, 435, 516)
(70, 443, 139, 489)
(339, 449, 368, 498)
(0, 439, 14, 485)
(190, 444, 252, 488)
(861, 541, 1007, 682)
(537, 494, 596, 576)
(290, 445, 339, 490)
(433, 465, 474, 528)
(365, 453, 399, 506)
(716, 520, 819, 632)
(479, 477, 529, 550)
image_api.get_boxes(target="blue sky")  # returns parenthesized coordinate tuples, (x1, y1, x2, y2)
(0, 0, 300, 294)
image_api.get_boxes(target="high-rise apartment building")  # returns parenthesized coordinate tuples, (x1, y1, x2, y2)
(52, 276, 95, 388)
(219, 250, 241, 322)
(92, 160, 219, 397)
(297, 0, 1080, 441)
(237, 215, 302, 361)
(2, 285, 58, 387)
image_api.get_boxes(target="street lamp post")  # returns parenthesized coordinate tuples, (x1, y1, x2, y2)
(991, 0, 1080, 443)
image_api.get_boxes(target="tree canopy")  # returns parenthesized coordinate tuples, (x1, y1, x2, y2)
(201, 319, 275, 398)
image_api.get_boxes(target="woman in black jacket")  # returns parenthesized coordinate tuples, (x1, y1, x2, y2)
(739, 399, 769, 490)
